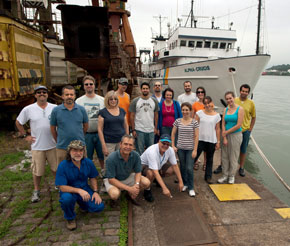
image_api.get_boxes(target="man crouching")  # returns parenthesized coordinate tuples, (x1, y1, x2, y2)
(104, 135, 150, 204)
(55, 140, 104, 230)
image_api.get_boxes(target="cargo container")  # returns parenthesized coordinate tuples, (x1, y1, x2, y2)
(0, 15, 46, 106)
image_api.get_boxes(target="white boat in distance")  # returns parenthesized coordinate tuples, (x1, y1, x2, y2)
(140, 1, 270, 112)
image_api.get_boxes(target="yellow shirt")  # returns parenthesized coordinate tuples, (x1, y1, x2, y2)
(235, 97, 256, 131)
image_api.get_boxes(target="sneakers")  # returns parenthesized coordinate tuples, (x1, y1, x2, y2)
(189, 190, 196, 197)
(66, 219, 77, 230)
(228, 176, 235, 184)
(239, 168, 245, 177)
(214, 165, 222, 174)
(144, 189, 154, 202)
(217, 176, 228, 184)
(182, 186, 188, 192)
(31, 190, 40, 203)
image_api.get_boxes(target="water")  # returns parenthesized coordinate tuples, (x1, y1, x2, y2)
(247, 75, 290, 206)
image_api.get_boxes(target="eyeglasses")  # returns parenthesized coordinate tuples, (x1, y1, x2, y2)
(36, 91, 47, 94)
(154, 84, 161, 87)
(84, 83, 94, 86)
(109, 98, 118, 101)
(197, 91, 205, 94)
(161, 142, 170, 146)
(119, 82, 128, 86)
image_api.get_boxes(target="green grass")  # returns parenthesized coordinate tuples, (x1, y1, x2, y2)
(0, 152, 25, 170)
(0, 198, 30, 239)
(118, 193, 128, 246)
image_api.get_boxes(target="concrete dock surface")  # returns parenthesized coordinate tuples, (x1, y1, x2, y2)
(132, 149, 290, 246)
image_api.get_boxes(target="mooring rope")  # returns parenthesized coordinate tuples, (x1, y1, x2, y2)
(230, 72, 290, 192)
(250, 136, 290, 192)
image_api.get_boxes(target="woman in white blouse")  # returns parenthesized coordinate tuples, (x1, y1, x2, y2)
(194, 96, 221, 184)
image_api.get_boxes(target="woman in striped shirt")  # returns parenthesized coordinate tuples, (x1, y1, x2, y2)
(171, 102, 199, 197)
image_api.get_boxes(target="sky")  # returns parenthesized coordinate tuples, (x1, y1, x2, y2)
(64, 0, 290, 67)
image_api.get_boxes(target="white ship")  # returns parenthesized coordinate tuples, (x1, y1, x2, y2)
(140, 0, 270, 112)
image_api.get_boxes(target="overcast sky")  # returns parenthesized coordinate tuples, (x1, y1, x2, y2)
(65, 0, 290, 67)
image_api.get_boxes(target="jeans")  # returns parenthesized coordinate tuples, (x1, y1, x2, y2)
(59, 189, 105, 220)
(177, 149, 194, 190)
(240, 130, 251, 154)
(194, 141, 216, 180)
(135, 130, 154, 155)
(85, 132, 104, 161)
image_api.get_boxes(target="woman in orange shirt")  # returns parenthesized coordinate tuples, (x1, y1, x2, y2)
(192, 87, 206, 171)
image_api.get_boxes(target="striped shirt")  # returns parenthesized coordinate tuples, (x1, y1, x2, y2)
(173, 118, 199, 150)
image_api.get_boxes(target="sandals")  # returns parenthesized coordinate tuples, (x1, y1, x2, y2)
(194, 163, 199, 170)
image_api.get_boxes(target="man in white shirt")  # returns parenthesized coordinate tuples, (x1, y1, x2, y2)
(177, 81, 198, 105)
(141, 134, 184, 202)
(151, 81, 163, 103)
(76, 75, 105, 171)
(129, 82, 159, 154)
(16, 86, 57, 203)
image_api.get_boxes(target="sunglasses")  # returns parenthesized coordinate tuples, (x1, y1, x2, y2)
(84, 83, 94, 86)
(154, 84, 161, 87)
(119, 82, 128, 86)
(161, 141, 170, 146)
(109, 98, 118, 101)
(36, 91, 47, 94)
(197, 91, 205, 94)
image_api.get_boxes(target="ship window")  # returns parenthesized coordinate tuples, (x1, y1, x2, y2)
(220, 42, 226, 49)
(227, 43, 232, 49)
(180, 40, 187, 46)
(212, 42, 219, 48)
(196, 41, 203, 48)
(204, 41, 211, 48)
(188, 41, 195, 47)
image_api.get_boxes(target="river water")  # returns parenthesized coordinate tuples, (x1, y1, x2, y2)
(246, 75, 290, 206)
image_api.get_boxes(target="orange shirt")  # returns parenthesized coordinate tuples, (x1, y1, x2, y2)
(118, 92, 130, 125)
(192, 101, 205, 113)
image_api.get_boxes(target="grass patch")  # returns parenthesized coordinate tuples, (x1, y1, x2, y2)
(0, 198, 30, 239)
(0, 152, 25, 170)
(118, 193, 128, 246)
(89, 238, 108, 246)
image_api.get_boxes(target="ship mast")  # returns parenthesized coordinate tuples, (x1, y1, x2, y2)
(256, 0, 262, 55)
(185, 0, 195, 28)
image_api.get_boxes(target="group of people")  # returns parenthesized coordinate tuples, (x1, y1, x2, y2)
(15, 76, 256, 230)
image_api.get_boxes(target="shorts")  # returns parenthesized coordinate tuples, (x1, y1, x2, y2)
(56, 148, 67, 165)
(31, 148, 57, 176)
(104, 173, 136, 192)
(240, 130, 251, 154)
(142, 163, 172, 177)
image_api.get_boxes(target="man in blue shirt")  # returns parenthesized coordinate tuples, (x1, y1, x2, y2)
(55, 140, 104, 230)
(104, 135, 150, 204)
(50, 85, 88, 165)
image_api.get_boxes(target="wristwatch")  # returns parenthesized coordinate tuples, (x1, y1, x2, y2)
(135, 182, 140, 185)
(93, 190, 98, 193)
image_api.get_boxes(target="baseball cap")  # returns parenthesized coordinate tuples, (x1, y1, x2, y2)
(34, 85, 48, 92)
(160, 134, 171, 143)
(118, 77, 128, 85)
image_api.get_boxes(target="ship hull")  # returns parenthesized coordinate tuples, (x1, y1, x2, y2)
(140, 54, 270, 112)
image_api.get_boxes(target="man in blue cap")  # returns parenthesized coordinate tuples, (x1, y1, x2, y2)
(141, 134, 184, 202)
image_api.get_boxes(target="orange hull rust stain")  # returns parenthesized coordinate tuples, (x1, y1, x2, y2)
(163, 68, 169, 85)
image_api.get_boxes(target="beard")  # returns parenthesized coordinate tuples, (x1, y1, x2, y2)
(185, 88, 191, 93)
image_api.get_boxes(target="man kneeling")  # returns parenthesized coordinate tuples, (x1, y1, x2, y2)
(55, 140, 104, 230)
(104, 135, 150, 204)
(141, 134, 184, 202)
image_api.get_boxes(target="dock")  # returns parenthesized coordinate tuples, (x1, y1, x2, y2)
(132, 149, 290, 246)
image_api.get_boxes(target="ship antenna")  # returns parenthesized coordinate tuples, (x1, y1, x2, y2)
(256, 0, 262, 55)
(185, 0, 195, 28)
(154, 15, 167, 38)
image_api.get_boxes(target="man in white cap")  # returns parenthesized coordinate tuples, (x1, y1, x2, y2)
(16, 85, 57, 203)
